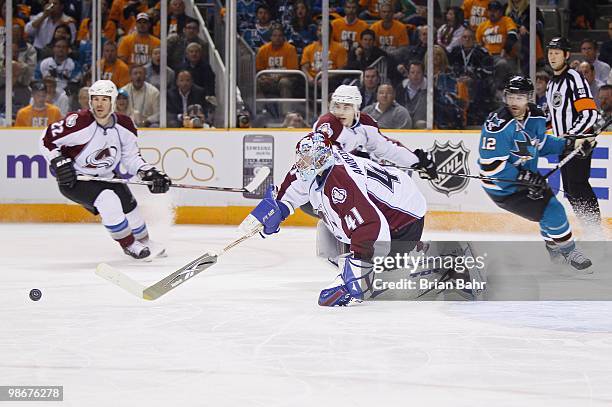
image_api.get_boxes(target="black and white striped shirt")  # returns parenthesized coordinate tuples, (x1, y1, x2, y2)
(546, 67, 599, 137)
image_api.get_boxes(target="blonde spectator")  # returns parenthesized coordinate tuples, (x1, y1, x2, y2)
(77, 86, 89, 110)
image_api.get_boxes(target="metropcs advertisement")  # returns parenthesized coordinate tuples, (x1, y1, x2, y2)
(1, 128, 610, 228)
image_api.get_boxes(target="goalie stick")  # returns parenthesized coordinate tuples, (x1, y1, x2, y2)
(95, 225, 263, 300)
(77, 166, 270, 193)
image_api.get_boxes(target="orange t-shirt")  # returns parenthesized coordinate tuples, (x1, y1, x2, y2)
(15, 104, 62, 127)
(109, 0, 148, 34)
(301, 41, 347, 79)
(100, 59, 131, 88)
(77, 18, 117, 42)
(256, 42, 299, 71)
(370, 20, 409, 48)
(332, 18, 369, 50)
(463, 0, 490, 31)
(475, 16, 517, 55)
(117, 33, 161, 65)
(358, 0, 383, 18)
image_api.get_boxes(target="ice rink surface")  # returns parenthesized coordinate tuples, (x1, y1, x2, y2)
(2, 223, 612, 407)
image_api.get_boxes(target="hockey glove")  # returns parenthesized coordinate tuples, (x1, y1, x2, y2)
(50, 155, 76, 189)
(517, 169, 546, 200)
(565, 135, 597, 158)
(318, 254, 373, 306)
(250, 185, 290, 236)
(411, 149, 438, 180)
(138, 167, 172, 193)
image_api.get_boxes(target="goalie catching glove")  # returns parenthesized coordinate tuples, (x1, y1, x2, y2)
(138, 167, 172, 193)
(243, 185, 291, 236)
(411, 149, 438, 180)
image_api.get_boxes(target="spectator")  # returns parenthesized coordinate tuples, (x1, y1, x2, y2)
(346, 29, 386, 72)
(427, 45, 466, 129)
(359, 67, 380, 109)
(109, 0, 149, 35)
(256, 25, 299, 103)
(437, 6, 465, 53)
(535, 71, 549, 112)
(242, 4, 274, 50)
(476, 1, 518, 93)
(166, 18, 206, 70)
(35, 38, 81, 92)
(599, 21, 612, 68)
(14, 81, 62, 127)
(38, 23, 74, 60)
(463, 0, 490, 31)
(145, 47, 176, 91)
(281, 111, 308, 128)
(77, 86, 89, 110)
(393, 25, 428, 84)
(287, 0, 317, 55)
(598, 85, 612, 130)
(25, 0, 76, 53)
(2, 24, 37, 87)
(301, 21, 347, 87)
(578, 61, 604, 108)
(362, 82, 412, 129)
(100, 41, 130, 89)
(448, 27, 495, 124)
(396, 60, 426, 127)
(167, 0, 190, 36)
(42, 75, 70, 115)
(115, 88, 131, 116)
(579, 38, 611, 86)
(76, 0, 116, 43)
(505, 0, 545, 75)
(359, 0, 382, 20)
(178, 42, 215, 97)
(117, 12, 161, 66)
(121, 64, 160, 127)
(332, 0, 368, 51)
(167, 69, 212, 127)
(370, 2, 410, 53)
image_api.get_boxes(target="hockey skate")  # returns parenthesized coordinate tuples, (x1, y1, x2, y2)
(560, 246, 593, 272)
(545, 242, 564, 264)
(123, 240, 152, 261)
(139, 238, 167, 258)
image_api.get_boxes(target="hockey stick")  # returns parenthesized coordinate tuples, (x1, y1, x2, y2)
(95, 225, 263, 300)
(77, 166, 270, 193)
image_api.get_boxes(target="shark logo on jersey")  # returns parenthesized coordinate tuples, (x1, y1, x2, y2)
(429, 141, 470, 196)
(85, 146, 118, 168)
(511, 130, 537, 164)
(331, 187, 347, 204)
(485, 113, 504, 132)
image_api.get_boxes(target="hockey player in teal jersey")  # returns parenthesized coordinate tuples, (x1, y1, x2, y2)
(479, 76, 595, 271)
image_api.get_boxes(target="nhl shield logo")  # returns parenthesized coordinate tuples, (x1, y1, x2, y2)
(428, 141, 470, 196)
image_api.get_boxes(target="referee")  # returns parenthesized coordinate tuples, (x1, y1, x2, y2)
(545, 37, 601, 226)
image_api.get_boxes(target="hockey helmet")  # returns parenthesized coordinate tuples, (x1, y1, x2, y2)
(547, 37, 571, 52)
(504, 76, 533, 108)
(89, 79, 119, 115)
(330, 85, 362, 125)
(295, 132, 334, 182)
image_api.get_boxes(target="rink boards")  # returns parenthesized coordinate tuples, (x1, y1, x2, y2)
(1, 128, 610, 232)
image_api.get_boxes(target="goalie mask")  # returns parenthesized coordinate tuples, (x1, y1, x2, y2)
(295, 132, 334, 182)
(330, 85, 362, 127)
(89, 79, 118, 119)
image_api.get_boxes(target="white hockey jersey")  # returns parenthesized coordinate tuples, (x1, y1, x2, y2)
(313, 112, 419, 168)
(278, 147, 427, 259)
(40, 110, 151, 178)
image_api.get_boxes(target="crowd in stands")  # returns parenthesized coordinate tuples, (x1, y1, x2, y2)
(0, 0, 216, 128)
(245, 0, 612, 129)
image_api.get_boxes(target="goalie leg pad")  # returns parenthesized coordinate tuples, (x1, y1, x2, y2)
(316, 220, 349, 263)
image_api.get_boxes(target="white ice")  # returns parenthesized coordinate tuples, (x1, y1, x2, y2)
(1, 223, 612, 407)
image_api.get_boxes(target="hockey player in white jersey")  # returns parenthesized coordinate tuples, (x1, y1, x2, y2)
(40, 80, 171, 260)
(247, 132, 427, 306)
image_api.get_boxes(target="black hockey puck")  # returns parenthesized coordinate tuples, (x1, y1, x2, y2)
(29, 289, 42, 301)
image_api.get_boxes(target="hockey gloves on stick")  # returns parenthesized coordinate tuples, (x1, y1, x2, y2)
(411, 149, 438, 180)
(138, 167, 172, 193)
(318, 254, 373, 306)
(517, 169, 546, 200)
(50, 155, 76, 189)
(564, 135, 597, 158)
(250, 185, 290, 236)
